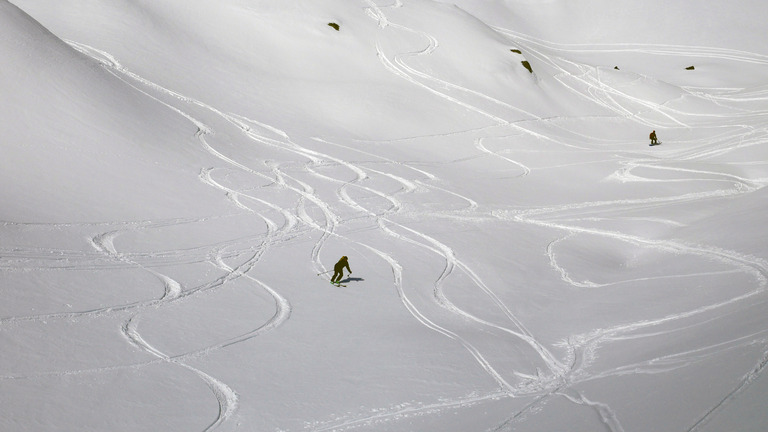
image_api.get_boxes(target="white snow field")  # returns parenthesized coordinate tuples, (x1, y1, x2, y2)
(2, 0, 768, 430)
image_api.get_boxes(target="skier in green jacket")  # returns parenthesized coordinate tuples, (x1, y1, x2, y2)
(331, 256, 351, 283)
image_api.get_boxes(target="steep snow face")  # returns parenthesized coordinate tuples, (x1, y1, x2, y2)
(0, 1, 222, 222)
(3, 0, 768, 431)
(12, 0, 551, 139)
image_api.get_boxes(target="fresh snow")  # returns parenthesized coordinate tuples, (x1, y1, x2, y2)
(2, 0, 768, 431)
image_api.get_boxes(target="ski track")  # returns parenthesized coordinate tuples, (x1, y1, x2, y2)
(3, 41, 304, 431)
(362, 2, 768, 430)
(123, 316, 238, 432)
(2, 1, 767, 430)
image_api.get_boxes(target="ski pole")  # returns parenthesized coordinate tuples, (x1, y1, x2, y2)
(317, 270, 333, 275)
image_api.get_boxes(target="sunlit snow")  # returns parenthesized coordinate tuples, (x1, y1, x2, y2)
(2, 0, 768, 431)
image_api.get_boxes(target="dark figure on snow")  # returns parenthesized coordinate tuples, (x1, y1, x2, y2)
(650, 130, 658, 145)
(332, 256, 351, 283)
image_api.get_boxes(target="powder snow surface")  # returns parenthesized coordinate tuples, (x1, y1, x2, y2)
(2, 0, 768, 431)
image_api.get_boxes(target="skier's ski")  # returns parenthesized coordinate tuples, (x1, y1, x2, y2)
(330, 281, 346, 287)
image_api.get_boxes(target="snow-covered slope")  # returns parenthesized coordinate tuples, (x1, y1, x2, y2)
(0, 1, 227, 222)
(2, 0, 768, 431)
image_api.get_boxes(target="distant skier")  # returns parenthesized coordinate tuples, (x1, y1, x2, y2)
(331, 256, 351, 284)
(649, 130, 659, 146)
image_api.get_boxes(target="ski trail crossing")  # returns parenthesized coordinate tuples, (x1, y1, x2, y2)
(70, 3, 768, 431)
(363, 2, 768, 429)
(63, 37, 545, 429)
(2, 1, 767, 430)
